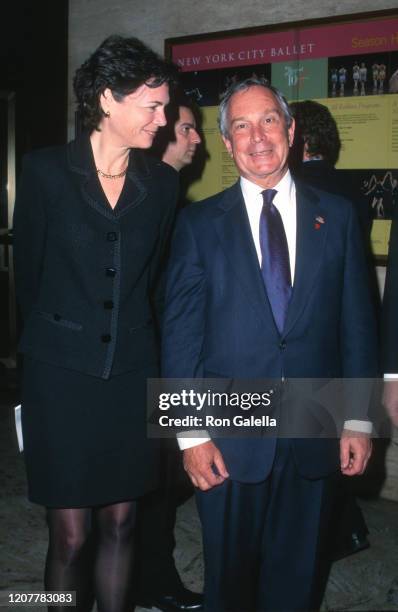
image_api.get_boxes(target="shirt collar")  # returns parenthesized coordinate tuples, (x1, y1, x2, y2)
(240, 169, 294, 206)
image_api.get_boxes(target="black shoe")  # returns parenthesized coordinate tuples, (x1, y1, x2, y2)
(332, 531, 370, 561)
(136, 586, 204, 611)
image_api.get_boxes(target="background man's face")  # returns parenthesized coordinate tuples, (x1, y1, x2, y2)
(163, 106, 201, 171)
(222, 86, 294, 188)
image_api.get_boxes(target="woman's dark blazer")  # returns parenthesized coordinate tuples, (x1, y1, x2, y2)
(13, 134, 178, 379)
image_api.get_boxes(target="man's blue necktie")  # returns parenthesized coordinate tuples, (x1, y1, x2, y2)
(259, 189, 292, 333)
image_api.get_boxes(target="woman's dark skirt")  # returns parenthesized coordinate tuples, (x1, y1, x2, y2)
(21, 357, 160, 508)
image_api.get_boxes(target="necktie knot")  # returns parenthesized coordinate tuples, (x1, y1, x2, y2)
(261, 189, 277, 209)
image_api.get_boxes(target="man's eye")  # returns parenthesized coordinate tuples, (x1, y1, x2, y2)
(236, 123, 248, 130)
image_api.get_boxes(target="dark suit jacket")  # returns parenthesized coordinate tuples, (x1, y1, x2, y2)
(162, 179, 378, 481)
(382, 207, 398, 372)
(13, 134, 178, 379)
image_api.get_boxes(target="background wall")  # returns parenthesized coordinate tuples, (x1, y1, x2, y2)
(68, 0, 397, 135)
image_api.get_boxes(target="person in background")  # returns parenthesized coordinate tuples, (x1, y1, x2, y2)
(13, 35, 178, 611)
(154, 90, 202, 172)
(382, 205, 398, 427)
(153, 89, 205, 207)
(289, 99, 377, 305)
(290, 99, 373, 561)
(134, 90, 203, 612)
(289, 99, 372, 235)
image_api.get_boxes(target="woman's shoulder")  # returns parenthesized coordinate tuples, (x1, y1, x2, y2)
(22, 143, 69, 176)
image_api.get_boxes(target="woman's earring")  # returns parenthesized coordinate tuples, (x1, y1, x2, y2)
(104, 110, 110, 117)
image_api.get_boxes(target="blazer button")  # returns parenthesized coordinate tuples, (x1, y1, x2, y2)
(106, 232, 118, 242)
(105, 268, 117, 277)
(101, 334, 111, 343)
(104, 300, 114, 309)
(53, 313, 61, 321)
(279, 340, 286, 350)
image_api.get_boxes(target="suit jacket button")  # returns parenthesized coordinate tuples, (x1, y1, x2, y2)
(279, 340, 286, 350)
(101, 334, 111, 343)
(104, 300, 114, 309)
(106, 232, 118, 242)
(53, 313, 61, 321)
(106, 267, 117, 277)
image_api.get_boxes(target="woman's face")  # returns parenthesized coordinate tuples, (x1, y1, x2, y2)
(100, 82, 170, 149)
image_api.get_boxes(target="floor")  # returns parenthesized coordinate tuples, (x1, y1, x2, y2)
(0, 385, 397, 612)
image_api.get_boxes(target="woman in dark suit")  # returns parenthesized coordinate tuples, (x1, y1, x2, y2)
(13, 35, 178, 611)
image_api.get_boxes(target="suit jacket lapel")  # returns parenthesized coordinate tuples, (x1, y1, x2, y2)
(214, 182, 278, 331)
(283, 182, 327, 336)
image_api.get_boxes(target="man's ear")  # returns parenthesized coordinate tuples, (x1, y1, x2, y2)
(288, 117, 295, 148)
(222, 135, 233, 158)
(303, 141, 311, 161)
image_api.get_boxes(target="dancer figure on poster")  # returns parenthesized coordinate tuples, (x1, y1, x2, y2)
(360, 62, 367, 96)
(378, 64, 386, 93)
(338, 66, 347, 96)
(372, 63, 379, 93)
(331, 68, 338, 96)
(353, 62, 360, 95)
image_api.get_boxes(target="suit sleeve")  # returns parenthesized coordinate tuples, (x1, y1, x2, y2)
(340, 202, 378, 421)
(161, 209, 206, 379)
(13, 155, 48, 322)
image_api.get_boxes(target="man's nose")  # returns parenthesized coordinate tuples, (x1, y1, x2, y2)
(191, 128, 201, 144)
(250, 125, 265, 143)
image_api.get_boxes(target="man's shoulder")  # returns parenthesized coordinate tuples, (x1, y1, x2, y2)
(295, 178, 354, 219)
(183, 182, 240, 220)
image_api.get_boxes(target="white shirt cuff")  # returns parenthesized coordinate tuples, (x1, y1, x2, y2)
(177, 431, 211, 450)
(178, 421, 373, 447)
(343, 420, 372, 434)
(384, 373, 398, 380)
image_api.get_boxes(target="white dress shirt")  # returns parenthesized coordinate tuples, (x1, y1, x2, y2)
(178, 170, 371, 450)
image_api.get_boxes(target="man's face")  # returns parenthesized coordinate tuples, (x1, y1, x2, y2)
(163, 106, 201, 171)
(222, 86, 295, 188)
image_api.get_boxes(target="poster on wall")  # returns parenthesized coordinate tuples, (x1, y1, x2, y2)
(166, 10, 398, 262)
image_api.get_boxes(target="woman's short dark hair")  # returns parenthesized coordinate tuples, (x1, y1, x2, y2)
(290, 100, 341, 166)
(73, 35, 179, 131)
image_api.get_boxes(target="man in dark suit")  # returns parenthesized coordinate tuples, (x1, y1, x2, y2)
(162, 79, 377, 611)
(382, 206, 398, 426)
(135, 94, 203, 612)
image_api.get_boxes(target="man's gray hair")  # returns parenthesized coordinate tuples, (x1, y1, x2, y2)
(218, 78, 294, 138)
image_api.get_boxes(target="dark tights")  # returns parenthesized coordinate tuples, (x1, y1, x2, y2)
(45, 501, 136, 612)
